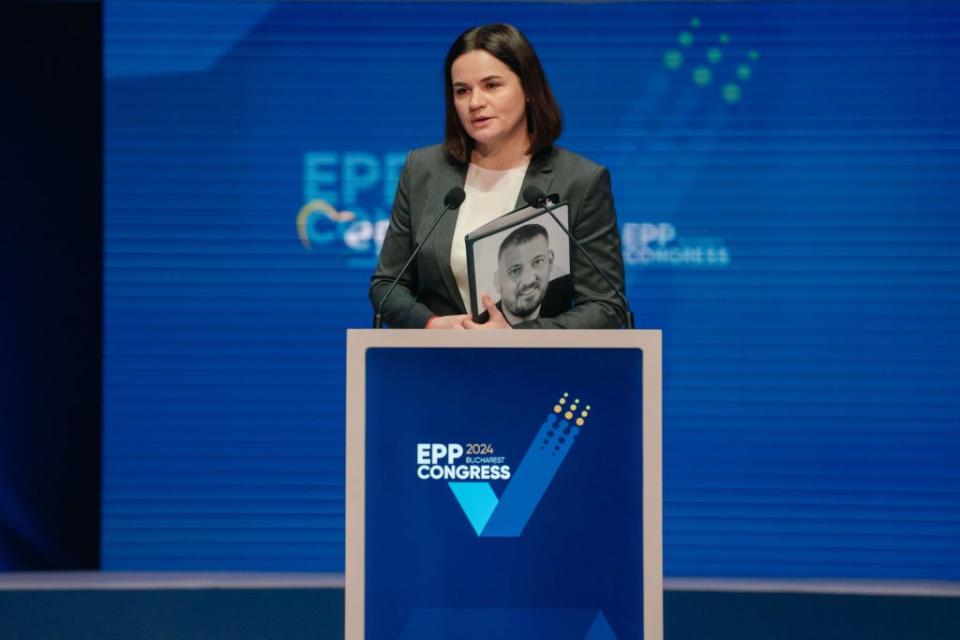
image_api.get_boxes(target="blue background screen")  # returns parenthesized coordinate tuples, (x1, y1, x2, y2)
(102, 1, 960, 579)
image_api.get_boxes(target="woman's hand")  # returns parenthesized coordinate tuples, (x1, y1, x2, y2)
(462, 293, 512, 330)
(426, 314, 470, 329)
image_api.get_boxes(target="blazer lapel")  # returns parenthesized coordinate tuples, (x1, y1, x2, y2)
(514, 146, 556, 209)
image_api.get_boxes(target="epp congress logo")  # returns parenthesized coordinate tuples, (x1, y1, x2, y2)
(622, 222, 730, 268)
(419, 393, 590, 537)
(297, 151, 406, 261)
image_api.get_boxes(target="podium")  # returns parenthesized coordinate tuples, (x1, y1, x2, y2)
(346, 330, 662, 640)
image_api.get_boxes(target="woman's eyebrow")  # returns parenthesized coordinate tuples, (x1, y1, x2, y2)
(453, 75, 504, 86)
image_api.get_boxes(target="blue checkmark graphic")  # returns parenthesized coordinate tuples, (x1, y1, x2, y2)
(449, 405, 585, 537)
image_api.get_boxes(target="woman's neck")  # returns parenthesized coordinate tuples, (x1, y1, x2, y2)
(470, 131, 531, 171)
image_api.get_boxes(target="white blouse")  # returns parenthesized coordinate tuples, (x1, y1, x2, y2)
(450, 161, 530, 315)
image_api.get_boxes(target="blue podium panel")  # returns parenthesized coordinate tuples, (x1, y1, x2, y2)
(360, 345, 646, 640)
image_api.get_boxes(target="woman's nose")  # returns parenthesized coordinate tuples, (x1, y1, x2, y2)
(469, 90, 485, 110)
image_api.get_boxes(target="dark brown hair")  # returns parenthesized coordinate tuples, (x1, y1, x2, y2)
(444, 24, 563, 165)
(499, 223, 549, 260)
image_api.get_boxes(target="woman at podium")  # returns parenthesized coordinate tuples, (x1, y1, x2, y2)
(370, 23, 627, 330)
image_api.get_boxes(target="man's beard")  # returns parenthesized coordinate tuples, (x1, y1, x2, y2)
(508, 281, 545, 316)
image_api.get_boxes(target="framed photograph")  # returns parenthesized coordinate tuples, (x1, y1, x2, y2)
(465, 202, 572, 324)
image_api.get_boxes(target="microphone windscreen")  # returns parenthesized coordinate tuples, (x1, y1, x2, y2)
(522, 185, 546, 207)
(444, 187, 466, 209)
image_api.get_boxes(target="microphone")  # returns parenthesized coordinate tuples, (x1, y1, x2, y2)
(522, 185, 635, 329)
(444, 187, 467, 209)
(373, 187, 466, 328)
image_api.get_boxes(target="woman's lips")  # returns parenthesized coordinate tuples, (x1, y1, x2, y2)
(472, 116, 494, 127)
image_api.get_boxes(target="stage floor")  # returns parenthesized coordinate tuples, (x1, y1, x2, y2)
(0, 574, 957, 640)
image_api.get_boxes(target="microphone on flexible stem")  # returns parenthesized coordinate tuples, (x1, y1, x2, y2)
(373, 187, 466, 329)
(522, 185, 635, 329)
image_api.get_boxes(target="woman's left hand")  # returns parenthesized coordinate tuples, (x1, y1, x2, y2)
(462, 292, 512, 330)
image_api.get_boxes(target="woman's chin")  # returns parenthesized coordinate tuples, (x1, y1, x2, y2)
(470, 132, 500, 148)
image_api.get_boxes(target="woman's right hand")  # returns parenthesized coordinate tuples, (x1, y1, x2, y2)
(425, 314, 470, 329)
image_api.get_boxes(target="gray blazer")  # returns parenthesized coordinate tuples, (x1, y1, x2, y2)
(369, 144, 627, 329)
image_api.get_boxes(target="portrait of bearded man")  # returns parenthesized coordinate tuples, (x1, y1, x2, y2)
(479, 223, 572, 325)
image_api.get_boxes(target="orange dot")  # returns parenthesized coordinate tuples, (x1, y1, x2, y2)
(554, 405, 562, 413)
(576, 418, 584, 426)
(564, 411, 573, 420)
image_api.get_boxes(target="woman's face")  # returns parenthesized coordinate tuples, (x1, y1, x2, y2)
(451, 49, 528, 153)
